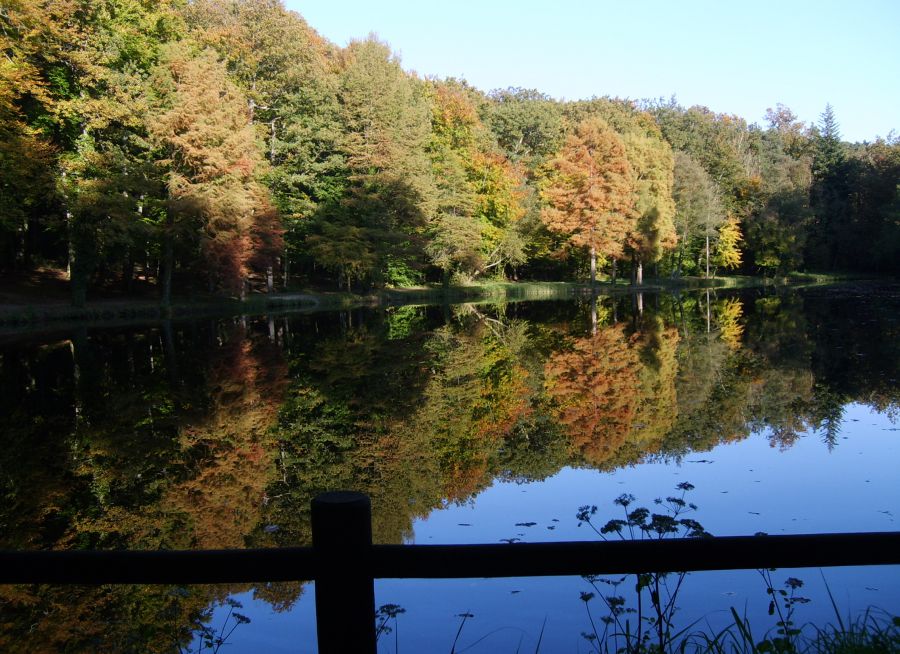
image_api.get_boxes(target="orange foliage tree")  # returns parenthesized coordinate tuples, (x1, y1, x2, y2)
(149, 43, 280, 301)
(541, 118, 636, 283)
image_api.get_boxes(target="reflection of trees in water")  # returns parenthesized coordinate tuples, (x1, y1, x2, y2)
(0, 322, 290, 651)
(261, 308, 539, 546)
(545, 323, 642, 464)
(544, 314, 681, 468)
(662, 292, 817, 454)
(160, 331, 287, 549)
(411, 317, 534, 499)
(1, 288, 898, 650)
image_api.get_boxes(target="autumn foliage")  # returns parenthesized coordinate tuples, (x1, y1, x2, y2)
(541, 119, 636, 279)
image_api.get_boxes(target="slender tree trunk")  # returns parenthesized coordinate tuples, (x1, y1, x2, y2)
(636, 259, 643, 286)
(705, 234, 710, 278)
(590, 246, 597, 286)
(266, 265, 274, 293)
(270, 119, 277, 163)
(283, 258, 290, 289)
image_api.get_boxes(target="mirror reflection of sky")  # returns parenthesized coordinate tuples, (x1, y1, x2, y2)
(211, 401, 899, 653)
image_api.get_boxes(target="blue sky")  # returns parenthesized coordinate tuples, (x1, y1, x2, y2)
(285, 0, 899, 143)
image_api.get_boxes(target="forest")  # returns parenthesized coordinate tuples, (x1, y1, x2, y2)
(2, 0, 899, 307)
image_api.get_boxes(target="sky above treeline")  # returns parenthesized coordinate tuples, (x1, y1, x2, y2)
(287, 0, 899, 144)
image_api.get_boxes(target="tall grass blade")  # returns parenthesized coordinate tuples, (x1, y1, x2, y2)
(819, 569, 846, 633)
(729, 606, 760, 654)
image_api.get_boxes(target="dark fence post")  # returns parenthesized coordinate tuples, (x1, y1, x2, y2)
(311, 491, 376, 654)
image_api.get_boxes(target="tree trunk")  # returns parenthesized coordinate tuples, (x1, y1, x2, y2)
(636, 259, 643, 286)
(283, 258, 290, 289)
(266, 265, 274, 293)
(590, 246, 597, 286)
(705, 234, 710, 278)
(270, 119, 277, 164)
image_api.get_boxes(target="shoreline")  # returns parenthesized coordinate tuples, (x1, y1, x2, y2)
(0, 273, 859, 336)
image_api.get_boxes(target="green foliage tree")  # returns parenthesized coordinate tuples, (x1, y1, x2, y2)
(742, 111, 813, 275)
(807, 103, 849, 269)
(484, 87, 565, 169)
(306, 37, 436, 289)
(426, 81, 527, 283)
(6, 0, 184, 304)
(645, 99, 754, 214)
(671, 151, 724, 276)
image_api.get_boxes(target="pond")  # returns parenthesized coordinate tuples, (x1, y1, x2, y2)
(0, 283, 897, 652)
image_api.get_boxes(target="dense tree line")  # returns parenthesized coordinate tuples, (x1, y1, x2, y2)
(1, 1, 898, 305)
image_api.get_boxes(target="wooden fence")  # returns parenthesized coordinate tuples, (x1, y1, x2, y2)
(1, 491, 898, 653)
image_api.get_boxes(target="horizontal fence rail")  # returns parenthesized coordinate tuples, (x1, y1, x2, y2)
(1, 531, 899, 585)
(2, 491, 898, 653)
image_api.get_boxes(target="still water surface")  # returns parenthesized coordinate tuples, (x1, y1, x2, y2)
(1, 284, 897, 652)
